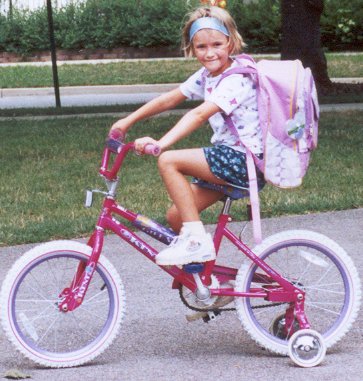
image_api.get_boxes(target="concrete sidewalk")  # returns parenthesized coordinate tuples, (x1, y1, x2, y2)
(1, 81, 363, 110)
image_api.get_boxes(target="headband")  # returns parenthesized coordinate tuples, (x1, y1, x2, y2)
(189, 17, 229, 41)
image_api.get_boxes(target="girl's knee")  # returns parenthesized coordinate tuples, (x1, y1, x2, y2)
(157, 151, 179, 176)
(158, 151, 173, 168)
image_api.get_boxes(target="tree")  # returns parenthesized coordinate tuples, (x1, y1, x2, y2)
(280, 0, 332, 91)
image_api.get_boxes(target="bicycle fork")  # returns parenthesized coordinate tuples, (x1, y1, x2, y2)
(58, 228, 104, 312)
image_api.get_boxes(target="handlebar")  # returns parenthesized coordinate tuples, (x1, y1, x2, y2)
(100, 138, 161, 180)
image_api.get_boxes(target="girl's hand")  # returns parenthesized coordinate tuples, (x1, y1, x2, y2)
(109, 118, 131, 140)
(134, 136, 160, 155)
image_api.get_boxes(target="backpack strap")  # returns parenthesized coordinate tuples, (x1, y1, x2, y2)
(246, 149, 262, 244)
(223, 113, 262, 244)
(215, 56, 263, 243)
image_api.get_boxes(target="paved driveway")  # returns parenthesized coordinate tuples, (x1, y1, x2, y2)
(0, 209, 362, 381)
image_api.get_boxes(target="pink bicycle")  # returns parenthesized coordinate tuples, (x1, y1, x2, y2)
(1, 137, 361, 368)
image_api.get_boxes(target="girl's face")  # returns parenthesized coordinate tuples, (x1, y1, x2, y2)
(192, 29, 231, 76)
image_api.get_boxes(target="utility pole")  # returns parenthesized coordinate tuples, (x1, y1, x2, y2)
(46, 0, 61, 108)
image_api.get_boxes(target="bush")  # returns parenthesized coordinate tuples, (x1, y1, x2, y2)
(321, 0, 363, 51)
(0, 0, 361, 56)
(229, 0, 281, 53)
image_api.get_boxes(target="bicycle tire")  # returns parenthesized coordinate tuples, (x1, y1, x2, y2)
(235, 230, 361, 355)
(0, 240, 125, 368)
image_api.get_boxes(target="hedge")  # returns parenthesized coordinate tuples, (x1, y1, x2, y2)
(0, 0, 362, 56)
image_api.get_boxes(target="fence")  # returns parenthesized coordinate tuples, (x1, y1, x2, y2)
(0, 0, 84, 14)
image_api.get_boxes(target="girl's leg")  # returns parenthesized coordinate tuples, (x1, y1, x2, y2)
(166, 184, 223, 233)
(158, 148, 227, 223)
(156, 148, 227, 265)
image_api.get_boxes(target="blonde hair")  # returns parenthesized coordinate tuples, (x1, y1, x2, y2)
(182, 6, 245, 57)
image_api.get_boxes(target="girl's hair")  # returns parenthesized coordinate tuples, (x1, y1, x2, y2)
(182, 6, 245, 57)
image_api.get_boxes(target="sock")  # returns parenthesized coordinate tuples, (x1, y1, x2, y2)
(182, 221, 206, 236)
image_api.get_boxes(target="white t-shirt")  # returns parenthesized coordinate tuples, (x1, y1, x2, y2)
(179, 60, 263, 154)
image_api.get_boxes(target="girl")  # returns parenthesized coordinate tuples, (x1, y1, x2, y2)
(109, 6, 264, 266)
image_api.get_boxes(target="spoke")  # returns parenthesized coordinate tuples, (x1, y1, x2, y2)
(46, 258, 62, 293)
(304, 285, 345, 295)
(83, 288, 108, 305)
(69, 313, 95, 339)
(36, 314, 62, 346)
(26, 304, 58, 324)
(296, 261, 313, 285)
(305, 301, 343, 306)
(19, 284, 55, 307)
(77, 305, 108, 322)
(83, 298, 110, 306)
(314, 264, 335, 286)
(16, 299, 57, 303)
(305, 301, 341, 316)
(25, 276, 55, 304)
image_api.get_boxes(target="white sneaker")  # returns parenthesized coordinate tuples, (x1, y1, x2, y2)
(156, 231, 216, 266)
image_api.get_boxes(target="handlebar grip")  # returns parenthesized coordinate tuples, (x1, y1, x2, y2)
(143, 144, 161, 157)
(109, 129, 125, 141)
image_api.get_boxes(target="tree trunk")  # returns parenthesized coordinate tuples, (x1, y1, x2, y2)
(280, 0, 332, 90)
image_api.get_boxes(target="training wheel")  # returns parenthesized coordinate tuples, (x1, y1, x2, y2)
(288, 329, 326, 368)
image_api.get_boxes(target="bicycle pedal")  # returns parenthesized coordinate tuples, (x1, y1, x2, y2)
(186, 311, 208, 322)
(186, 310, 221, 323)
(203, 310, 221, 323)
(183, 263, 204, 274)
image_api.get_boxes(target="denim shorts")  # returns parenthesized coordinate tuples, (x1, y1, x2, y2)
(199, 145, 265, 189)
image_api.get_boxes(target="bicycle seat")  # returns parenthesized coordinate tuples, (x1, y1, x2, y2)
(193, 179, 265, 200)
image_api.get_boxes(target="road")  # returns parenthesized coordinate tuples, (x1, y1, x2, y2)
(0, 209, 362, 381)
(1, 81, 363, 110)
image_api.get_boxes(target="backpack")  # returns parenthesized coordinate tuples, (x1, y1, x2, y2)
(218, 54, 319, 243)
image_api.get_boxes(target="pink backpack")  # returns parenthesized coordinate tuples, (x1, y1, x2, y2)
(220, 54, 319, 243)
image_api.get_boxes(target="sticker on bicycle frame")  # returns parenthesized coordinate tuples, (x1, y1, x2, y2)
(121, 229, 156, 257)
(76, 262, 96, 301)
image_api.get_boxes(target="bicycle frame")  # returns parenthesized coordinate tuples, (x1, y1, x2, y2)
(59, 140, 309, 330)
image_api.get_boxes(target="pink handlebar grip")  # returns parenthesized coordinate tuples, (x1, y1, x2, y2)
(108, 129, 125, 141)
(143, 144, 161, 156)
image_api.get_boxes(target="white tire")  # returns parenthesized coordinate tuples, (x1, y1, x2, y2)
(1, 240, 126, 368)
(235, 230, 361, 355)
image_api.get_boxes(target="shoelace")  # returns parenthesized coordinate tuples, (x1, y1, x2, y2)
(169, 231, 190, 247)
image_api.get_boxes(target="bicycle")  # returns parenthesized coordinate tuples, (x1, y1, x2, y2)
(1, 137, 361, 369)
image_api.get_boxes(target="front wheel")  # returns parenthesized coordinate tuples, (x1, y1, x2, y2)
(1, 240, 126, 368)
(235, 230, 361, 356)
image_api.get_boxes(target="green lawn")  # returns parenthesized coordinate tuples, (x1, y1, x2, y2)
(0, 53, 362, 89)
(0, 111, 362, 246)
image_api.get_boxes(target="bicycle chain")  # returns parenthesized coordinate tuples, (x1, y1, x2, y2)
(178, 286, 286, 313)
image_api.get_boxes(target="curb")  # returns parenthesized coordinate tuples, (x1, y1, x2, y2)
(0, 104, 362, 122)
(1, 79, 362, 98)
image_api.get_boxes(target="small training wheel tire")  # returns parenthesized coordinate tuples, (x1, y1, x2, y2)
(288, 329, 326, 368)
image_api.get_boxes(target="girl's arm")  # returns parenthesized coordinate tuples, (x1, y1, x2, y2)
(110, 87, 187, 135)
(134, 100, 221, 152)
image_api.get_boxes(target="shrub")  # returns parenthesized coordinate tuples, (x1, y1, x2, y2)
(321, 0, 363, 51)
(0, 0, 361, 56)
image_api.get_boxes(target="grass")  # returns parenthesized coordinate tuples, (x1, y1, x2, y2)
(0, 102, 201, 118)
(0, 53, 362, 89)
(0, 111, 362, 246)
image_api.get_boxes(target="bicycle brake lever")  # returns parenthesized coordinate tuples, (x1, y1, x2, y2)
(85, 189, 109, 208)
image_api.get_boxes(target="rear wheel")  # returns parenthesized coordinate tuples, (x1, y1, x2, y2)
(1, 240, 125, 368)
(235, 230, 361, 355)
